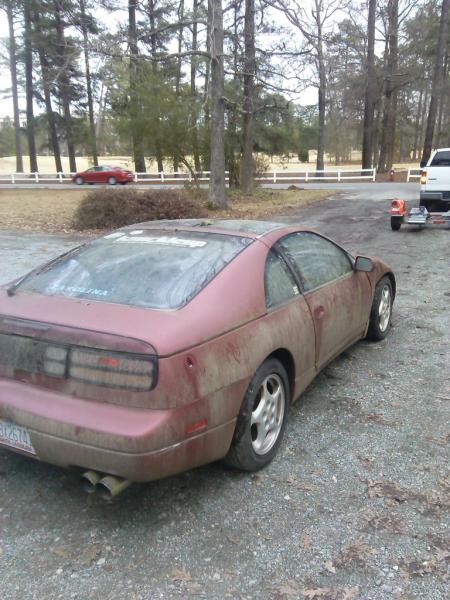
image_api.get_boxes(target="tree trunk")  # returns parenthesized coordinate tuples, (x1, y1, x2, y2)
(207, 0, 227, 208)
(54, 1, 77, 172)
(191, 0, 201, 173)
(241, 0, 256, 194)
(80, 0, 98, 166)
(316, 21, 326, 173)
(412, 84, 424, 161)
(6, 1, 23, 172)
(173, 0, 185, 172)
(129, 0, 146, 172)
(421, 0, 449, 165)
(436, 50, 449, 146)
(362, 0, 376, 169)
(24, 0, 38, 172)
(377, 0, 398, 173)
(34, 6, 63, 173)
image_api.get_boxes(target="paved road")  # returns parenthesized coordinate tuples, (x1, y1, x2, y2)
(0, 192, 448, 600)
(0, 181, 420, 199)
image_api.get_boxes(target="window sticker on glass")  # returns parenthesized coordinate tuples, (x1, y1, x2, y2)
(47, 285, 110, 297)
(115, 235, 207, 248)
(103, 232, 125, 239)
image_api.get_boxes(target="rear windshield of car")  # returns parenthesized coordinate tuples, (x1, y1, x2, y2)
(16, 230, 253, 309)
(430, 151, 450, 166)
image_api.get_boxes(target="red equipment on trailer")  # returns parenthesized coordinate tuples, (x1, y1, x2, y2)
(390, 199, 450, 231)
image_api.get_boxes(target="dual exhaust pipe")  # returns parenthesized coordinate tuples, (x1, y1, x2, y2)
(81, 470, 132, 500)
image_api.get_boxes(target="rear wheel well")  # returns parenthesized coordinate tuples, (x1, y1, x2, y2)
(383, 272, 396, 299)
(267, 348, 295, 402)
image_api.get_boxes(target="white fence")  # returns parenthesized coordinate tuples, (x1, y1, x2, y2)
(407, 168, 422, 182)
(0, 168, 377, 185)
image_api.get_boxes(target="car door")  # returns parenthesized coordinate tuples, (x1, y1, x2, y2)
(84, 167, 96, 183)
(277, 232, 371, 370)
(264, 249, 317, 396)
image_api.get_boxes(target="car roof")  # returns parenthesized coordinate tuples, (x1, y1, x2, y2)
(125, 218, 299, 239)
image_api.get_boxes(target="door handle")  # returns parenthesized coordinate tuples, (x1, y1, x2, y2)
(314, 306, 325, 319)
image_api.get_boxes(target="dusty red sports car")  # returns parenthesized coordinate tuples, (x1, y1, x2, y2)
(0, 220, 395, 497)
(72, 165, 134, 186)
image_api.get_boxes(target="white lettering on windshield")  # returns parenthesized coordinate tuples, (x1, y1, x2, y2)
(115, 235, 207, 248)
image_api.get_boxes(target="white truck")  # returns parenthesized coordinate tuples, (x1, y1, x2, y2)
(420, 147, 450, 213)
(390, 148, 450, 230)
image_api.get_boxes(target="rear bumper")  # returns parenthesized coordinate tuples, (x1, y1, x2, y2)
(0, 379, 236, 481)
(420, 192, 450, 212)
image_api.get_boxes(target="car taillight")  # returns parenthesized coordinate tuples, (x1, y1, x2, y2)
(420, 170, 427, 184)
(68, 348, 156, 390)
(43, 345, 68, 377)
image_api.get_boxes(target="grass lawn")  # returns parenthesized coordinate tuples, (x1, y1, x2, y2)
(0, 187, 334, 233)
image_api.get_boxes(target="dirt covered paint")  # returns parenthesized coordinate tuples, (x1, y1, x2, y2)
(0, 221, 394, 482)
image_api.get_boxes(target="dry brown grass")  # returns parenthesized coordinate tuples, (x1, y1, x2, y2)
(0, 187, 333, 233)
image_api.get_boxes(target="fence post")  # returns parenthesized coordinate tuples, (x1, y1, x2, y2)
(11, 173, 15, 184)
(58, 172, 63, 183)
(372, 168, 376, 182)
(34, 172, 39, 183)
(305, 170, 309, 183)
(273, 171, 276, 183)
(338, 170, 341, 182)
(160, 171, 164, 182)
(406, 169, 410, 183)
(134, 172, 138, 183)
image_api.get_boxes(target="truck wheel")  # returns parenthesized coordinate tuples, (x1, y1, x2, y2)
(391, 216, 402, 231)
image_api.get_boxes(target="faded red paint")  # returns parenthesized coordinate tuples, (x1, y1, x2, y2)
(0, 222, 394, 482)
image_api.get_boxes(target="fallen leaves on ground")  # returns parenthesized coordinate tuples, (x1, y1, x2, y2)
(359, 412, 397, 427)
(360, 509, 406, 534)
(51, 542, 102, 566)
(272, 584, 359, 599)
(169, 567, 193, 581)
(334, 538, 377, 569)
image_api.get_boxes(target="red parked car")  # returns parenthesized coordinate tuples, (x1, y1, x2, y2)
(0, 220, 395, 498)
(72, 165, 134, 186)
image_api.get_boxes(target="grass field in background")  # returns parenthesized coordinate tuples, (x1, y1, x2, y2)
(0, 154, 420, 174)
(0, 187, 333, 233)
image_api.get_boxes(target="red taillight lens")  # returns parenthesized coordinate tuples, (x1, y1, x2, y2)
(420, 170, 427, 184)
(69, 348, 156, 390)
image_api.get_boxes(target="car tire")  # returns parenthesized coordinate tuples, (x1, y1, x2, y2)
(366, 276, 393, 341)
(224, 358, 289, 472)
(75, 176, 84, 185)
(108, 176, 117, 185)
(390, 216, 402, 231)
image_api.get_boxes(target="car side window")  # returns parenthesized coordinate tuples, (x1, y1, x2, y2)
(278, 232, 353, 292)
(265, 250, 300, 309)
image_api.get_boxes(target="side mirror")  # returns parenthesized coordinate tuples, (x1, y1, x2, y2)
(355, 256, 374, 272)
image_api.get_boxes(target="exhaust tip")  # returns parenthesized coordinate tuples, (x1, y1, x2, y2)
(97, 475, 132, 500)
(81, 470, 103, 494)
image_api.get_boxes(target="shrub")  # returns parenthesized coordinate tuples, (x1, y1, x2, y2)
(73, 188, 205, 230)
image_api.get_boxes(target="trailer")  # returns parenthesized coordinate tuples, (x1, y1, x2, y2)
(390, 199, 450, 230)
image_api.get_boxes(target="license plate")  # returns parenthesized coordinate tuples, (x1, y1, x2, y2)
(0, 419, 36, 454)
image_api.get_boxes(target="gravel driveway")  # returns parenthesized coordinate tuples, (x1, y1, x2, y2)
(0, 191, 448, 600)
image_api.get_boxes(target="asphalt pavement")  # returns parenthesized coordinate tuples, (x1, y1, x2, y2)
(0, 187, 448, 600)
